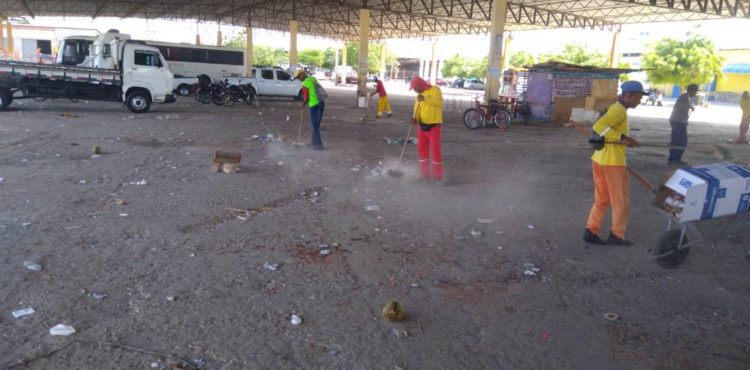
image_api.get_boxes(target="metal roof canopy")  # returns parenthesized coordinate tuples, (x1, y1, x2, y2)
(0, 0, 748, 40)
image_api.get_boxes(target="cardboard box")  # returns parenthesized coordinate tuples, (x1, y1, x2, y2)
(551, 96, 587, 123)
(664, 163, 750, 223)
(591, 79, 618, 98)
(571, 108, 585, 122)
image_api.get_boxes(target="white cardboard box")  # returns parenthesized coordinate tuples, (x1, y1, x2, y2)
(571, 108, 585, 122)
(665, 163, 750, 223)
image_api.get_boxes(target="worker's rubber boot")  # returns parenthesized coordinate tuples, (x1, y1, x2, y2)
(583, 229, 606, 245)
(607, 232, 634, 246)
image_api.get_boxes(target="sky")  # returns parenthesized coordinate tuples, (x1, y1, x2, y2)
(22, 16, 750, 61)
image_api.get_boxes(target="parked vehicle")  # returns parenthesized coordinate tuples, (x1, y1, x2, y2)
(463, 78, 485, 90)
(58, 33, 244, 97)
(225, 67, 302, 99)
(451, 78, 465, 88)
(193, 75, 257, 107)
(427, 78, 448, 86)
(1, 31, 175, 113)
(463, 97, 512, 130)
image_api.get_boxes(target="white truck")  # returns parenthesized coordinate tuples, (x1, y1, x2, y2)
(225, 67, 302, 100)
(0, 31, 175, 113)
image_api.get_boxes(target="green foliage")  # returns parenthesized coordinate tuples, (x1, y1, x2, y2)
(641, 35, 724, 88)
(223, 30, 247, 49)
(223, 30, 286, 67)
(617, 62, 632, 83)
(509, 51, 535, 68)
(322, 48, 337, 69)
(441, 54, 488, 79)
(254, 46, 288, 67)
(539, 43, 609, 67)
(441, 54, 470, 78)
(298, 49, 325, 68)
(342, 43, 398, 74)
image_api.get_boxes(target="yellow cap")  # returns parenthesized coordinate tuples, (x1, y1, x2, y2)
(294, 69, 305, 79)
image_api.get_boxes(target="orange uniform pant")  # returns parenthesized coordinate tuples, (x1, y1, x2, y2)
(417, 125, 443, 180)
(740, 116, 749, 142)
(586, 161, 630, 238)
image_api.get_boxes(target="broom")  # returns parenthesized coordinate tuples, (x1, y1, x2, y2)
(293, 106, 305, 149)
(388, 104, 420, 178)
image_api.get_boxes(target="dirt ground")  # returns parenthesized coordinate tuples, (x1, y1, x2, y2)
(1, 86, 749, 370)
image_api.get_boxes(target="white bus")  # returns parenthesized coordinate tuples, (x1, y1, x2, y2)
(57, 35, 246, 80)
(148, 41, 245, 80)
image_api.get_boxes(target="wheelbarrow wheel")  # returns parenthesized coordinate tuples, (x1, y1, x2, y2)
(652, 229, 691, 268)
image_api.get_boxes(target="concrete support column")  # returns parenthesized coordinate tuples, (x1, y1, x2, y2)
(609, 31, 620, 68)
(289, 20, 298, 70)
(216, 21, 222, 47)
(485, 0, 507, 102)
(334, 47, 340, 83)
(379, 43, 386, 80)
(5, 19, 14, 59)
(501, 34, 513, 70)
(430, 40, 438, 84)
(195, 20, 201, 46)
(357, 9, 370, 107)
(245, 26, 253, 75)
(0, 18, 5, 55)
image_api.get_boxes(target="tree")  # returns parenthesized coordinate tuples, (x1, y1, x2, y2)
(509, 51, 535, 68)
(539, 43, 608, 67)
(223, 30, 287, 67)
(617, 62, 632, 83)
(441, 54, 470, 78)
(441, 54, 489, 78)
(468, 56, 488, 79)
(641, 35, 724, 88)
(322, 47, 337, 69)
(298, 49, 325, 68)
(254, 46, 288, 67)
(343, 42, 398, 74)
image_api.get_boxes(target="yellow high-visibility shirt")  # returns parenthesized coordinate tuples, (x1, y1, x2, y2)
(741, 97, 750, 120)
(591, 102, 629, 166)
(413, 86, 443, 125)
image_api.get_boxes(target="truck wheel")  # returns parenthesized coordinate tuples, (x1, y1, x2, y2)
(126, 91, 152, 113)
(0, 89, 12, 110)
(177, 84, 192, 97)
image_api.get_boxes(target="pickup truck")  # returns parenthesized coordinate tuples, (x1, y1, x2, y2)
(0, 31, 175, 113)
(225, 67, 302, 100)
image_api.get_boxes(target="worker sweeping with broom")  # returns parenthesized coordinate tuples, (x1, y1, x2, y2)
(583, 81, 644, 246)
(409, 76, 444, 185)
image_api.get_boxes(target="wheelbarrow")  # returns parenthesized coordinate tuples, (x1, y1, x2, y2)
(647, 163, 750, 268)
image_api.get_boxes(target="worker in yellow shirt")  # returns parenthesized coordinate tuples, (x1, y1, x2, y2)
(583, 81, 644, 246)
(738, 91, 750, 144)
(409, 76, 444, 185)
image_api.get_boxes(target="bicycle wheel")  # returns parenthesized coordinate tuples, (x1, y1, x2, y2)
(463, 108, 484, 129)
(491, 110, 512, 129)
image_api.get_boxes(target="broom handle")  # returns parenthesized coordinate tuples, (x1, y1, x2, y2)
(395, 104, 420, 171)
(604, 141, 686, 150)
(627, 166, 657, 194)
(297, 106, 305, 143)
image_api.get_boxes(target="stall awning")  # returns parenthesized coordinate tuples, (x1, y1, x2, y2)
(723, 64, 750, 74)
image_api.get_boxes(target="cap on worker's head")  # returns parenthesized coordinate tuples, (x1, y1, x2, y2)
(409, 76, 430, 91)
(293, 69, 305, 80)
(687, 84, 699, 92)
(620, 80, 649, 95)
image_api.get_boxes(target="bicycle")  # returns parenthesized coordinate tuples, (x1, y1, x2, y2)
(463, 96, 512, 130)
